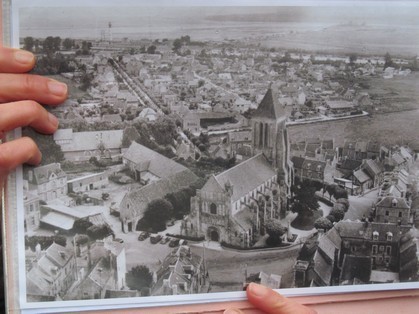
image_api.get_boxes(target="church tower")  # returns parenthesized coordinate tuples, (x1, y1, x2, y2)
(251, 85, 293, 206)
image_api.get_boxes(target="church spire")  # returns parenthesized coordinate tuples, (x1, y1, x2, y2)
(252, 84, 285, 120)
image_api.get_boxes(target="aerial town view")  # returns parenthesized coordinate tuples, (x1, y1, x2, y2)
(18, 4, 419, 301)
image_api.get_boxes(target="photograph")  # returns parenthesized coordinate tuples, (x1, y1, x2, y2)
(5, 0, 419, 311)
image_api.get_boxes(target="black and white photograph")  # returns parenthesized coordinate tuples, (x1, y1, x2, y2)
(6, 0, 419, 311)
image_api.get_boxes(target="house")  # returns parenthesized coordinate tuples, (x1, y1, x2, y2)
(138, 107, 158, 121)
(311, 221, 417, 287)
(336, 159, 362, 178)
(182, 112, 201, 134)
(120, 142, 199, 232)
(26, 243, 77, 300)
(325, 100, 357, 117)
(53, 129, 123, 163)
(68, 240, 127, 300)
(244, 271, 281, 290)
(151, 246, 210, 296)
(362, 159, 384, 187)
(292, 156, 326, 183)
(67, 172, 109, 194)
(25, 163, 68, 203)
(40, 204, 105, 232)
(184, 154, 280, 248)
(228, 130, 252, 158)
(353, 168, 373, 193)
(374, 196, 411, 226)
(24, 190, 41, 234)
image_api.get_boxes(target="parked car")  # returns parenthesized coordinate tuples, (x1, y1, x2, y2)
(179, 239, 188, 246)
(169, 238, 180, 247)
(150, 234, 162, 244)
(160, 236, 170, 244)
(138, 231, 150, 241)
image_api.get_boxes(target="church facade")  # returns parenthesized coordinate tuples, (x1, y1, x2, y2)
(183, 153, 279, 248)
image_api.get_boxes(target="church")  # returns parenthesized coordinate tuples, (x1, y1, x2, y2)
(183, 85, 293, 248)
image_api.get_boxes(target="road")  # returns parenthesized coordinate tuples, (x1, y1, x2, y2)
(345, 189, 379, 221)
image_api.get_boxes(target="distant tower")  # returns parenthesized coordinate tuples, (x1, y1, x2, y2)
(108, 22, 113, 42)
(251, 84, 293, 208)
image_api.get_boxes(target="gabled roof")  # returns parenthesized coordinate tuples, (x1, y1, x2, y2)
(367, 141, 381, 153)
(120, 169, 198, 220)
(30, 163, 67, 185)
(123, 142, 188, 178)
(375, 196, 410, 210)
(364, 159, 383, 176)
(252, 86, 285, 120)
(340, 159, 362, 171)
(203, 154, 276, 203)
(353, 169, 372, 184)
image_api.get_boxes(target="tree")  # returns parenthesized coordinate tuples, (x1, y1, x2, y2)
(291, 179, 320, 215)
(143, 198, 173, 231)
(86, 224, 113, 240)
(330, 207, 345, 222)
(336, 198, 350, 212)
(314, 217, 333, 231)
(173, 38, 182, 52)
(25, 235, 66, 251)
(23, 129, 65, 165)
(264, 218, 287, 247)
(126, 265, 153, 292)
(62, 38, 73, 50)
(384, 52, 394, 69)
(147, 45, 157, 54)
(23, 37, 35, 51)
(334, 187, 348, 199)
(349, 53, 358, 65)
(73, 219, 93, 233)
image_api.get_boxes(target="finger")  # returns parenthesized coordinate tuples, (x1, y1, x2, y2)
(0, 137, 42, 175)
(0, 73, 67, 105)
(0, 47, 36, 73)
(246, 283, 316, 314)
(0, 100, 59, 135)
(223, 309, 244, 314)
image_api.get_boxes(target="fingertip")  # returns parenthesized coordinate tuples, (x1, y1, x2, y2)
(14, 50, 36, 68)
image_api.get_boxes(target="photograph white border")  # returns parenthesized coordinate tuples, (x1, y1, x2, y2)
(5, 0, 419, 312)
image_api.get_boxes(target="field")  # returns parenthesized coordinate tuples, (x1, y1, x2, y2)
(264, 23, 419, 56)
(363, 72, 419, 113)
(289, 109, 419, 148)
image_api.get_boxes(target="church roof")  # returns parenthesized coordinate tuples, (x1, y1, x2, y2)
(253, 86, 285, 120)
(203, 153, 276, 203)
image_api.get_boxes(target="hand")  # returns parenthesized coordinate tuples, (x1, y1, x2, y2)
(0, 47, 67, 188)
(224, 283, 316, 314)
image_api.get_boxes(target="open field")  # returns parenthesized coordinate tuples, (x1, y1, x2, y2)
(264, 23, 419, 56)
(362, 72, 419, 113)
(289, 109, 419, 148)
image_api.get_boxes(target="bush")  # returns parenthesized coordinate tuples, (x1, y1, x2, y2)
(330, 207, 345, 222)
(314, 217, 333, 231)
(166, 233, 205, 242)
(25, 235, 67, 251)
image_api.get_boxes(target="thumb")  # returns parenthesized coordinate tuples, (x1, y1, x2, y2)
(246, 283, 316, 314)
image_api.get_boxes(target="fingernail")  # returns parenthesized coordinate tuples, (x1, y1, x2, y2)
(248, 283, 270, 297)
(48, 113, 59, 128)
(14, 50, 35, 65)
(223, 309, 242, 314)
(47, 80, 68, 97)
